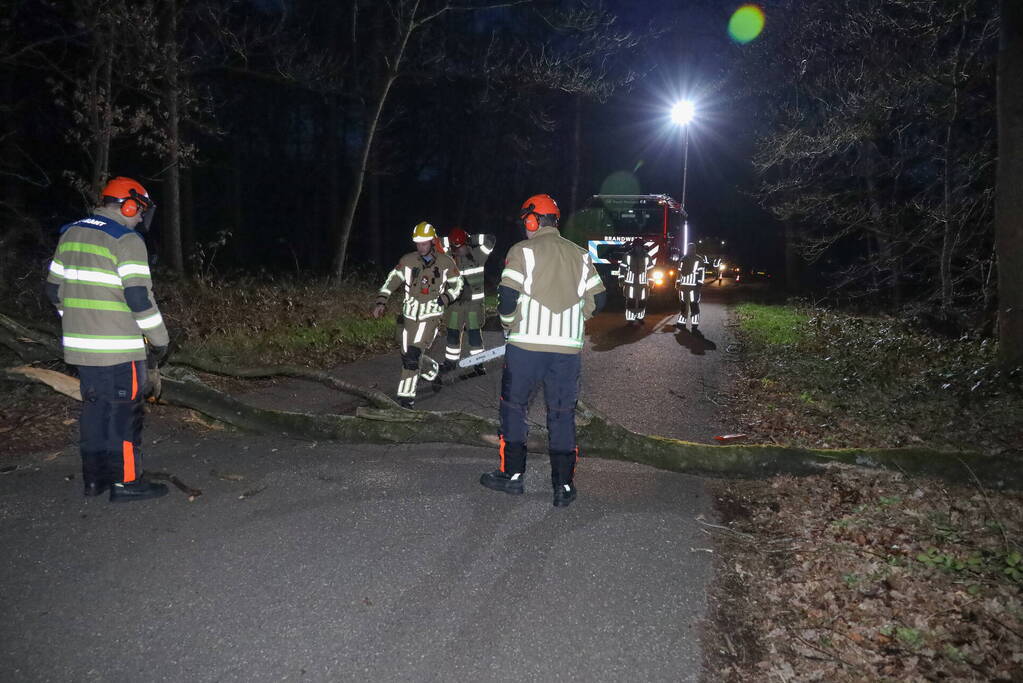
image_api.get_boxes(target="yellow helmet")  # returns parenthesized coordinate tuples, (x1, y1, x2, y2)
(412, 221, 436, 243)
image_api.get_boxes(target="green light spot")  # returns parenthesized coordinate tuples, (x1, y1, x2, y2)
(729, 4, 765, 44)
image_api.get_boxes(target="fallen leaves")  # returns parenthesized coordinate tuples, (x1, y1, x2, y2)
(704, 469, 1023, 681)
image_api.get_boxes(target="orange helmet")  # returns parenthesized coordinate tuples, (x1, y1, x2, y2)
(448, 227, 468, 248)
(100, 176, 154, 218)
(519, 194, 560, 232)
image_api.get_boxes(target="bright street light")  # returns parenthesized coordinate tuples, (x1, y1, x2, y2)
(670, 100, 695, 126)
(671, 100, 696, 253)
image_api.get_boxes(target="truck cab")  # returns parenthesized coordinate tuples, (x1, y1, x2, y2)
(564, 194, 688, 296)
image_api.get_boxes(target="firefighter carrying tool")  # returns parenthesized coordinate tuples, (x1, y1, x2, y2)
(675, 243, 708, 335)
(45, 176, 170, 503)
(617, 237, 653, 326)
(373, 221, 464, 409)
(479, 194, 606, 508)
(440, 227, 496, 374)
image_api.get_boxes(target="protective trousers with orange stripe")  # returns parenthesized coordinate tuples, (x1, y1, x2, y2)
(77, 360, 146, 486)
(498, 345, 579, 488)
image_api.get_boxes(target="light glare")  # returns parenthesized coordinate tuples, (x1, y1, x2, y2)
(671, 100, 695, 126)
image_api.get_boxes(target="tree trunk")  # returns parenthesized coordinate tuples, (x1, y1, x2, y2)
(3, 311, 1020, 491)
(997, 0, 1023, 367)
(90, 52, 113, 200)
(570, 95, 583, 214)
(329, 2, 420, 278)
(162, 0, 184, 273)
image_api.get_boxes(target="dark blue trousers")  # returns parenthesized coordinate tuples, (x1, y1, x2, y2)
(77, 361, 146, 484)
(499, 345, 580, 480)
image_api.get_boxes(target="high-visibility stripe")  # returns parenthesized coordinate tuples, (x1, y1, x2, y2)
(471, 292, 485, 300)
(499, 436, 506, 472)
(62, 267, 122, 286)
(63, 335, 145, 350)
(508, 332, 584, 348)
(500, 313, 515, 325)
(136, 312, 164, 329)
(58, 242, 115, 263)
(586, 274, 602, 290)
(413, 322, 426, 344)
(461, 266, 484, 276)
(123, 441, 136, 482)
(117, 262, 151, 278)
(49, 261, 65, 277)
(479, 244, 493, 255)
(502, 268, 524, 284)
(522, 248, 535, 294)
(131, 361, 138, 400)
(63, 298, 130, 312)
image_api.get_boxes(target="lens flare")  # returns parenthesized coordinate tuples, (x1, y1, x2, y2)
(728, 4, 765, 44)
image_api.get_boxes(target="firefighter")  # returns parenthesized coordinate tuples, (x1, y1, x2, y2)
(479, 194, 606, 508)
(440, 228, 496, 373)
(675, 243, 707, 335)
(45, 177, 169, 502)
(373, 222, 464, 409)
(618, 237, 653, 326)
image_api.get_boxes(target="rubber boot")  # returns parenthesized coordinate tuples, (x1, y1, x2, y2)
(480, 441, 526, 495)
(550, 451, 578, 508)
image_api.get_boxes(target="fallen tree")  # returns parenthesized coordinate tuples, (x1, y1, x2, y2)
(2, 312, 1020, 490)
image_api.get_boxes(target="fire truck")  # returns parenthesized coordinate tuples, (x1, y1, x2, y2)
(564, 194, 689, 297)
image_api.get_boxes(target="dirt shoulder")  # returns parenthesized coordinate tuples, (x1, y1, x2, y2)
(702, 303, 1023, 682)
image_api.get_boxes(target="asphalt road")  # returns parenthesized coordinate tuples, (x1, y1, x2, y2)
(0, 281, 748, 682)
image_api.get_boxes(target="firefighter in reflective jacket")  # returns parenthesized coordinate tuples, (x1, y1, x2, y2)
(373, 222, 463, 409)
(45, 177, 169, 503)
(618, 237, 653, 326)
(440, 228, 496, 372)
(479, 194, 606, 508)
(675, 243, 707, 335)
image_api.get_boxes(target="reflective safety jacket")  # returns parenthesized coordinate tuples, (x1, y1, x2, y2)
(45, 207, 169, 367)
(677, 252, 708, 288)
(443, 233, 495, 305)
(377, 250, 464, 321)
(619, 241, 653, 287)
(500, 225, 605, 354)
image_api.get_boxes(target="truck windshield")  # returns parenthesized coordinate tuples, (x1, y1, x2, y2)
(578, 199, 663, 236)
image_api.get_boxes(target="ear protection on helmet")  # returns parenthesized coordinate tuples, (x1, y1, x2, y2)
(523, 212, 539, 232)
(120, 197, 141, 217)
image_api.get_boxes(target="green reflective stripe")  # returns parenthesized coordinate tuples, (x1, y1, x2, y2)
(63, 298, 130, 312)
(58, 242, 116, 263)
(63, 281, 122, 290)
(118, 261, 148, 267)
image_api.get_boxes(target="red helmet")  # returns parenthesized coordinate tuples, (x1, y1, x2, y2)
(448, 227, 468, 248)
(520, 194, 560, 232)
(100, 176, 153, 218)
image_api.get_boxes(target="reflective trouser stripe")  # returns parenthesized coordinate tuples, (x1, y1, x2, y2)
(123, 441, 136, 482)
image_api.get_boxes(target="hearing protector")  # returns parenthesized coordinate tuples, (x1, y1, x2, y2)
(523, 211, 540, 232)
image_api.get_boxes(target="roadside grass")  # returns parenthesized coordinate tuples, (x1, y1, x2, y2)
(732, 302, 1023, 453)
(158, 275, 397, 366)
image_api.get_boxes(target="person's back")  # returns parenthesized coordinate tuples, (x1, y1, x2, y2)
(502, 225, 601, 354)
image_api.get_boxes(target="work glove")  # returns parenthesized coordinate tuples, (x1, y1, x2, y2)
(372, 303, 386, 319)
(148, 345, 168, 368)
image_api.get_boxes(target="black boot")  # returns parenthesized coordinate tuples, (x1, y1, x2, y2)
(479, 470, 524, 495)
(480, 441, 526, 495)
(109, 479, 169, 503)
(439, 359, 457, 373)
(398, 397, 415, 409)
(81, 451, 110, 497)
(550, 451, 579, 508)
